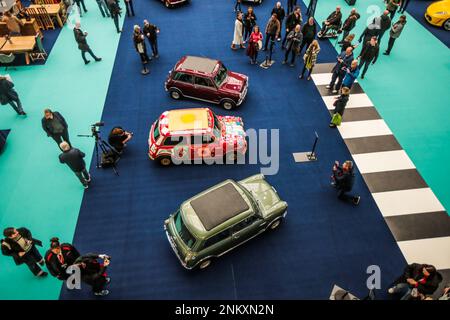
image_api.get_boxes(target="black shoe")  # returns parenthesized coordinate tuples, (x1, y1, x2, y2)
(383, 52, 390, 55)
(84, 60, 91, 65)
(290, 64, 295, 67)
(282, 60, 287, 64)
(361, 75, 364, 79)
(19, 111, 27, 116)
(38, 259, 45, 266)
(353, 196, 361, 205)
(95, 58, 102, 62)
(299, 75, 303, 79)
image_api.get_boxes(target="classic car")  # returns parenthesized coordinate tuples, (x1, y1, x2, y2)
(160, 0, 189, 8)
(164, 174, 288, 269)
(148, 107, 247, 165)
(165, 56, 249, 110)
(425, 0, 450, 30)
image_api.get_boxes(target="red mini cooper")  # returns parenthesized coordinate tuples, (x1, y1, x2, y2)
(148, 108, 247, 166)
(165, 56, 249, 110)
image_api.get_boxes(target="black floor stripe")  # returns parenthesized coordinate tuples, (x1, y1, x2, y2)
(312, 63, 335, 74)
(345, 135, 402, 155)
(433, 268, 450, 299)
(336, 107, 381, 122)
(385, 211, 450, 242)
(317, 83, 365, 96)
(363, 169, 428, 193)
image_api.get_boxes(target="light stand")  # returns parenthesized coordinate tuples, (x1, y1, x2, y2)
(260, 38, 275, 69)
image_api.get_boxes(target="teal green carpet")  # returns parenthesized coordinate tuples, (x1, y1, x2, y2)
(305, 0, 450, 213)
(0, 10, 123, 299)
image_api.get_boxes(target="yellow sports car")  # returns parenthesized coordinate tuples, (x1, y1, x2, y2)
(425, 0, 450, 30)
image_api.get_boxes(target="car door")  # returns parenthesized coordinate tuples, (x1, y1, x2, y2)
(193, 76, 219, 103)
(190, 134, 217, 161)
(196, 229, 233, 261)
(173, 72, 195, 97)
(230, 215, 264, 246)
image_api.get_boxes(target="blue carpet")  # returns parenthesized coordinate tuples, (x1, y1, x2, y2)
(61, 0, 406, 299)
(407, 0, 450, 48)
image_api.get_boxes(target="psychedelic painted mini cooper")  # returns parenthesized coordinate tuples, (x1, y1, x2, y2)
(165, 56, 249, 110)
(148, 107, 247, 165)
(164, 174, 288, 269)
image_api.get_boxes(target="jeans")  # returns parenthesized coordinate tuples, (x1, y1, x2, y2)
(288, 0, 297, 14)
(386, 37, 396, 54)
(244, 26, 252, 42)
(329, 69, 345, 90)
(298, 38, 312, 54)
(359, 58, 371, 77)
(125, 0, 135, 17)
(96, 0, 110, 17)
(74, 168, 90, 186)
(112, 14, 120, 33)
(264, 33, 276, 51)
(284, 46, 297, 64)
(400, 0, 410, 13)
(300, 64, 313, 78)
(22, 245, 44, 276)
(82, 48, 100, 63)
(8, 97, 24, 114)
(148, 38, 158, 56)
(51, 129, 71, 148)
(234, 1, 241, 12)
(74, 0, 87, 15)
(391, 283, 413, 300)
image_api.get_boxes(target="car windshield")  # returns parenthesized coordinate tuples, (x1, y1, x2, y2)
(174, 210, 196, 249)
(212, 112, 222, 131)
(214, 65, 228, 87)
(153, 120, 160, 141)
(238, 184, 262, 216)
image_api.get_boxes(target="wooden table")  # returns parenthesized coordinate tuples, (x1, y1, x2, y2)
(0, 36, 36, 64)
(28, 4, 63, 28)
(0, 18, 41, 37)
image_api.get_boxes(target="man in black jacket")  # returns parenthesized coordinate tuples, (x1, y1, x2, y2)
(339, 8, 360, 43)
(45, 237, 80, 280)
(73, 22, 101, 65)
(282, 6, 302, 49)
(359, 21, 380, 44)
(143, 19, 159, 58)
(0, 75, 26, 116)
(59, 142, 91, 188)
(42, 109, 71, 148)
(331, 160, 360, 205)
(319, 6, 342, 37)
(1, 227, 48, 277)
(271, 2, 286, 41)
(358, 36, 379, 79)
(107, 0, 122, 33)
(388, 264, 443, 300)
(299, 17, 316, 54)
(73, 253, 111, 296)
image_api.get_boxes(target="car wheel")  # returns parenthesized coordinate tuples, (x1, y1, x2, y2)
(199, 259, 211, 270)
(221, 99, 236, 110)
(159, 156, 172, 166)
(169, 88, 182, 100)
(268, 218, 282, 230)
(444, 19, 450, 31)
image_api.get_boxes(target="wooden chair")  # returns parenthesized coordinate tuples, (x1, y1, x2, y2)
(26, 8, 45, 30)
(30, 34, 47, 62)
(36, 7, 55, 30)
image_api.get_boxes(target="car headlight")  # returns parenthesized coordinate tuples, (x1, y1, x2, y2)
(184, 251, 195, 262)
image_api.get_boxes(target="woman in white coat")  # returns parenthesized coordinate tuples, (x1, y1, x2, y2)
(231, 12, 245, 50)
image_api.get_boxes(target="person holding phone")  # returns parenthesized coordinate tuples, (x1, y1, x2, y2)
(73, 253, 112, 296)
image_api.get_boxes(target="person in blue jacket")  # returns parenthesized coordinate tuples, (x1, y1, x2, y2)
(342, 60, 360, 89)
(326, 47, 354, 94)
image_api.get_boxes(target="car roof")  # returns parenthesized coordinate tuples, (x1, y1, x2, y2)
(175, 56, 219, 75)
(181, 180, 254, 239)
(158, 108, 213, 137)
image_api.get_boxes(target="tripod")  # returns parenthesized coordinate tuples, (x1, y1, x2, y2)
(260, 38, 276, 69)
(78, 126, 120, 176)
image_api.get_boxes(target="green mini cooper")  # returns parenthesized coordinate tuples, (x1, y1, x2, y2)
(164, 174, 288, 269)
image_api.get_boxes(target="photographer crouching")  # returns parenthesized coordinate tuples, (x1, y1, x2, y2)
(331, 160, 360, 205)
(108, 127, 133, 154)
(72, 253, 112, 296)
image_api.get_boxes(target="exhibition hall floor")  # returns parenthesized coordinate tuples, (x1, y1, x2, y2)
(0, 0, 448, 300)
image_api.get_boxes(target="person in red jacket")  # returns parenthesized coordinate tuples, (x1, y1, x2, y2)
(246, 25, 263, 65)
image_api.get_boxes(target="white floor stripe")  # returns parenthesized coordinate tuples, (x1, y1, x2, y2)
(338, 119, 392, 139)
(397, 236, 450, 270)
(311, 72, 359, 86)
(352, 150, 415, 173)
(322, 93, 374, 110)
(372, 188, 446, 217)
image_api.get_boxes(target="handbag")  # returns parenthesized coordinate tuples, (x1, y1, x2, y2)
(257, 40, 262, 50)
(331, 113, 342, 126)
